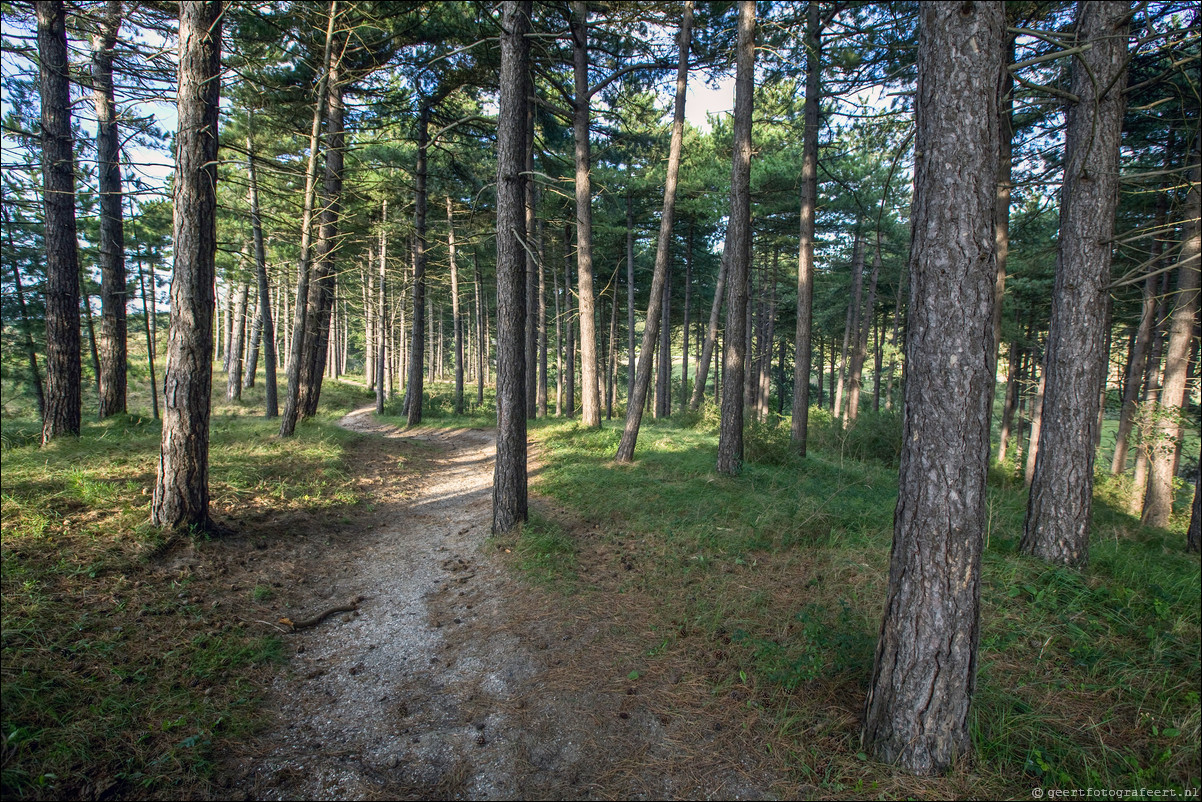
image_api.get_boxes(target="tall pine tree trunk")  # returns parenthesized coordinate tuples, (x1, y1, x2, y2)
(525, 108, 538, 419)
(862, 1, 1003, 773)
(571, 0, 601, 427)
(448, 196, 465, 415)
(792, 0, 821, 452)
(682, 220, 693, 406)
(565, 224, 576, 417)
(1022, 1, 1129, 567)
(493, 0, 531, 533)
(91, 0, 126, 418)
(37, 0, 81, 443)
(1111, 188, 1165, 474)
(405, 105, 430, 425)
(716, 0, 755, 476)
(616, 1, 692, 461)
(3, 206, 46, 418)
(299, 69, 345, 418)
(538, 219, 549, 416)
(226, 280, 248, 401)
(279, 1, 337, 436)
(152, 0, 221, 529)
(1143, 146, 1200, 527)
(691, 248, 729, 410)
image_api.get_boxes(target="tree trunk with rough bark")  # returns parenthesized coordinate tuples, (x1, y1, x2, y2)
(227, 280, 248, 401)
(571, 0, 601, 427)
(691, 248, 729, 410)
(716, 0, 755, 476)
(862, 1, 1003, 774)
(538, 219, 548, 416)
(1111, 188, 1165, 474)
(37, 0, 82, 443)
(525, 107, 538, 419)
(152, 0, 221, 529)
(565, 224, 576, 417)
(493, 0, 531, 534)
(91, 0, 126, 418)
(405, 106, 431, 425)
(792, 0, 821, 453)
(1022, 0, 1129, 567)
(299, 69, 345, 419)
(246, 130, 277, 415)
(279, 1, 337, 436)
(448, 196, 465, 415)
(1143, 145, 1200, 527)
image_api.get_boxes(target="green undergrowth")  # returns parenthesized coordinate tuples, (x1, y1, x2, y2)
(378, 379, 500, 429)
(0, 373, 373, 799)
(520, 407, 1201, 799)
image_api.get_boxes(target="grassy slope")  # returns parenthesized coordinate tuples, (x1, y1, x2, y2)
(513, 407, 1200, 798)
(0, 373, 375, 799)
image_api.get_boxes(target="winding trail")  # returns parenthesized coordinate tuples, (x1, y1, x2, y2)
(234, 406, 773, 801)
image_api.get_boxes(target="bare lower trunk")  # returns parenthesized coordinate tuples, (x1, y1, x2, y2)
(37, 0, 82, 442)
(449, 197, 465, 415)
(1025, 362, 1045, 488)
(792, 0, 820, 452)
(571, 0, 601, 427)
(226, 281, 248, 401)
(538, 219, 548, 416)
(92, 0, 126, 418)
(565, 224, 576, 417)
(997, 337, 1019, 463)
(493, 0, 531, 533)
(1143, 146, 1200, 527)
(715, 0, 755, 476)
(299, 70, 345, 419)
(279, 1, 338, 437)
(405, 106, 431, 425)
(1111, 204, 1162, 474)
(1022, 1, 1129, 567)
(152, 0, 221, 529)
(862, 1, 1003, 774)
(690, 248, 729, 410)
(682, 221, 692, 406)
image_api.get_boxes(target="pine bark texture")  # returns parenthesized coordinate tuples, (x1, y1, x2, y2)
(299, 71, 345, 418)
(492, 0, 531, 534)
(405, 106, 431, 426)
(716, 0, 755, 476)
(151, 0, 221, 530)
(37, 0, 82, 443)
(1111, 191, 1166, 474)
(525, 105, 538, 419)
(92, 0, 127, 418)
(1021, 1, 1130, 567)
(1142, 148, 1200, 527)
(449, 197, 465, 415)
(690, 248, 728, 410)
(791, 0, 820, 453)
(616, 1, 692, 463)
(862, 0, 1003, 775)
(247, 132, 278, 417)
(279, 1, 337, 436)
(226, 281, 248, 401)
(571, 1, 601, 428)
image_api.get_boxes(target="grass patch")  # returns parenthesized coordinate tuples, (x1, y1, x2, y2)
(520, 405, 1201, 798)
(0, 371, 374, 799)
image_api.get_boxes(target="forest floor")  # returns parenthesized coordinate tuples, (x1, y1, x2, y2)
(224, 407, 778, 800)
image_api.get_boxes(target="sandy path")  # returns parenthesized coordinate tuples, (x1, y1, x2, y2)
(238, 408, 543, 800)
(233, 407, 773, 801)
